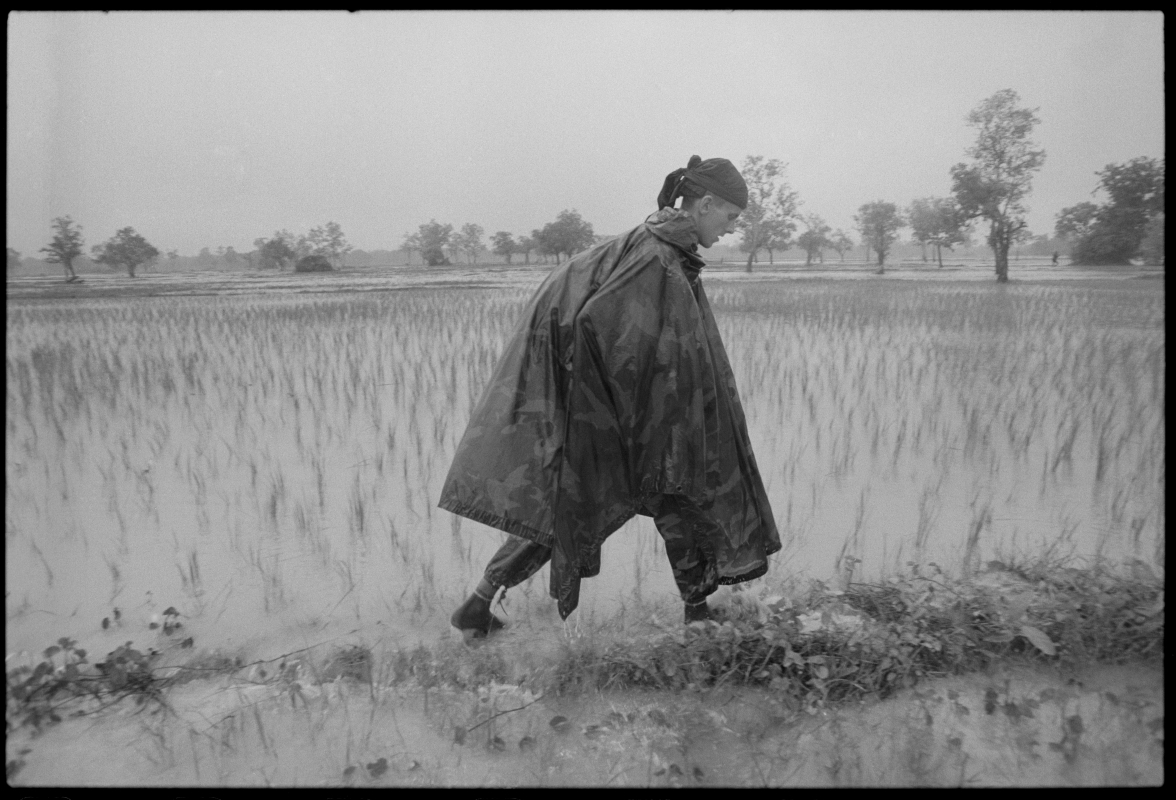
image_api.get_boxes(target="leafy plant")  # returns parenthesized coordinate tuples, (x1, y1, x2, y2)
(537, 561, 1162, 713)
(6, 637, 166, 734)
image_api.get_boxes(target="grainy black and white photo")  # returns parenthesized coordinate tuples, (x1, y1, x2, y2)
(6, 10, 1164, 787)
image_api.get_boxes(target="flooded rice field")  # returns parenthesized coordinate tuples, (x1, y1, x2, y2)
(5, 268, 1163, 666)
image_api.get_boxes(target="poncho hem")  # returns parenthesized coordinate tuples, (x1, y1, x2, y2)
(441, 497, 642, 582)
(716, 559, 773, 586)
(441, 497, 780, 589)
(438, 499, 553, 547)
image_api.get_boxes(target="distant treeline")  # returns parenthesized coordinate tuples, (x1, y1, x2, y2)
(8, 236, 1073, 277)
(9, 90, 1164, 282)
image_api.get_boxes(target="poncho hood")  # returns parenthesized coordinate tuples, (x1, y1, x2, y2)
(645, 207, 703, 251)
(439, 208, 780, 618)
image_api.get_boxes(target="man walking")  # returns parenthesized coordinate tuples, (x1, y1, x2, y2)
(440, 156, 781, 637)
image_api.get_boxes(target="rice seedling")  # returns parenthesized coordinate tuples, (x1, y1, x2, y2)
(4, 272, 1163, 784)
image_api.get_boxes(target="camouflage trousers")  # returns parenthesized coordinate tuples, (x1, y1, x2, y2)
(483, 495, 721, 606)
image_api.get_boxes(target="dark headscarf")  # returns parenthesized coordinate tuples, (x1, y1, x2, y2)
(657, 155, 748, 211)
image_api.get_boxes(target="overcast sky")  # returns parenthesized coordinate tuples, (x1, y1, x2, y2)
(6, 11, 1165, 257)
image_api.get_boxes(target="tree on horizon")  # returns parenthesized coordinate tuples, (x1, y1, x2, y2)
(736, 156, 801, 272)
(91, 227, 159, 278)
(951, 89, 1045, 282)
(855, 201, 905, 274)
(40, 216, 85, 282)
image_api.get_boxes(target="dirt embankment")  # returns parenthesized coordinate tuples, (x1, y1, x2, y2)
(7, 562, 1164, 787)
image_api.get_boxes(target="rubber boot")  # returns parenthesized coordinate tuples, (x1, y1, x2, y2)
(450, 593, 506, 641)
(684, 600, 712, 624)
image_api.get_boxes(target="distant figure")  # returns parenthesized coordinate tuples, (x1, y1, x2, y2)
(442, 155, 781, 637)
(1052, 251, 1060, 265)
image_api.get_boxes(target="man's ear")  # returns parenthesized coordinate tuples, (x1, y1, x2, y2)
(698, 193, 714, 214)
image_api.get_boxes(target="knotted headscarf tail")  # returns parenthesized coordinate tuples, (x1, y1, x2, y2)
(656, 155, 749, 210)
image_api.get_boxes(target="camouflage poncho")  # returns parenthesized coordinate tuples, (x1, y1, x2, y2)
(439, 207, 781, 618)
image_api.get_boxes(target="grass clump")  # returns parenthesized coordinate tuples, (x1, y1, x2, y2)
(386, 640, 515, 691)
(543, 560, 1163, 713)
(988, 559, 1164, 661)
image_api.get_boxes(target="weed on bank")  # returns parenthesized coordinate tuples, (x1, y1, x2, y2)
(548, 558, 1163, 710)
(7, 558, 1162, 755)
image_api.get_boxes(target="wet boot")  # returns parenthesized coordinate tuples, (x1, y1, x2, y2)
(684, 600, 712, 624)
(450, 593, 506, 641)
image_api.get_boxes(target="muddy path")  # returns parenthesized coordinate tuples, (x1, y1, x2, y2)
(6, 654, 1162, 787)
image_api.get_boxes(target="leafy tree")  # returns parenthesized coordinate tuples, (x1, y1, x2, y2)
(294, 254, 332, 273)
(7, 247, 22, 273)
(491, 231, 516, 264)
(40, 216, 85, 282)
(1054, 202, 1100, 244)
(855, 201, 905, 274)
(319, 222, 352, 268)
(950, 89, 1046, 282)
(253, 233, 296, 270)
(909, 199, 936, 261)
(295, 222, 351, 267)
(1065, 157, 1164, 265)
(267, 237, 297, 270)
(417, 220, 454, 267)
(535, 210, 594, 264)
(197, 247, 215, 267)
(456, 223, 485, 264)
(400, 232, 421, 265)
(297, 228, 322, 261)
(1097, 156, 1165, 215)
(445, 237, 464, 265)
(760, 219, 790, 264)
(908, 197, 970, 267)
(275, 230, 299, 265)
(795, 214, 831, 266)
(530, 229, 548, 263)
(532, 229, 554, 263)
(91, 227, 159, 278)
(735, 156, 801, 272)
(1139, 212, 1164, 266)
(515, 235, 534, 265)
(1071, 213, 1136, 266)
(829, 230, 855, 263)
